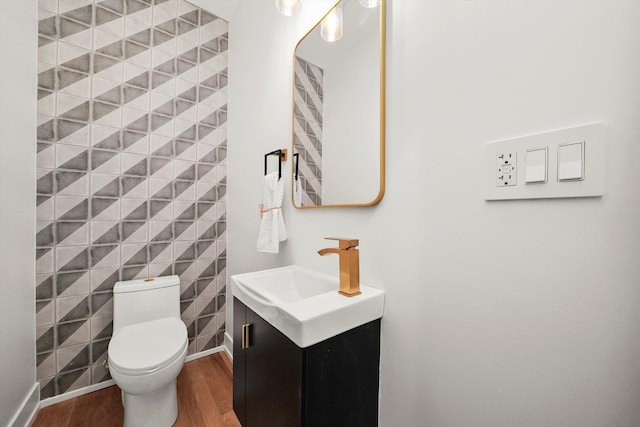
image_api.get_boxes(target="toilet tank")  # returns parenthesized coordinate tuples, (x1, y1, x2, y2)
(113, 275, 180, 334)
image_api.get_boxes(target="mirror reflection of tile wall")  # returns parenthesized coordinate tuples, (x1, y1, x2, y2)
(36, 0, 228, 398)
(294, 56, 323, 206)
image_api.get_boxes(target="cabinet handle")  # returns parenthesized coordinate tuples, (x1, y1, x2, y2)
(241, 323, 252, 349)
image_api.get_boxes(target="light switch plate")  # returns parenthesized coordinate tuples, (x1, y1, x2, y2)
(525, 147, 548, 184)
(484, 123, 604, 200)
(558, 141, 585, 181)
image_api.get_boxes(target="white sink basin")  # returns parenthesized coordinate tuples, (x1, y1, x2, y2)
(231, 265, 384, 348)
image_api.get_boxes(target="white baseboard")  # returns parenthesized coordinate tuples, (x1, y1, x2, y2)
(184, 345, 225, 362)
(40, 379, 116, 408)
(39, 346, 228, 409)
(224, 332, 233, 360)
(8, 382, 39, 427)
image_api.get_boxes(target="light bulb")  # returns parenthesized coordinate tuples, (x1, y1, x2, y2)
(321, 3, 343, 42)
(276, 0, 301, 16)
(359, 0, 380, 7)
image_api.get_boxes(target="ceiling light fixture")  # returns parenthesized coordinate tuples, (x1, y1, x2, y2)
(359, 0, 380, 7)
(276, 0, 301, 16)
(321, 3, 343, 42)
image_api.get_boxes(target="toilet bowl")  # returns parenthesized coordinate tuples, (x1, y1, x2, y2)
(107, 276, 187, 427)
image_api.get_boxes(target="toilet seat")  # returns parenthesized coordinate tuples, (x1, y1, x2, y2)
(108, 317, 187, 376)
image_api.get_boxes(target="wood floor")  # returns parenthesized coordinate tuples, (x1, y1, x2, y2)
(32, 352, 241, 427)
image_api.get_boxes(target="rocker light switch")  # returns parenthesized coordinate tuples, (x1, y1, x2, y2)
(525, 147, 548, 183)
(558, 141, 585, 181)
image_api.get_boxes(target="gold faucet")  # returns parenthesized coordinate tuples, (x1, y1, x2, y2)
(317, 237, 361, 297)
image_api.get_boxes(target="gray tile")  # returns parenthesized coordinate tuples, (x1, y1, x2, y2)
(37, 170, 54, 194)
(155, 20, 176, 36)
(91, 339, 110, 365)
(95, 85, 122, 105)
(38, 119, 56, 142)
(130, 28, 151, 47)
(149, 157, 171, 176)
(64, 4, 93, 27)
(56, 320, 89, 347)
(150, 113, 171, 132)
(124, 200, 148, 220)
(175, 242, 196, 261)
(199, 47, 216, 63)
(61, 101, 91, 123)
(124, 40, 146, 60)
(177, 124, 197, 141)
(122, 85, 145, 104)
(201, 38, 219, 55)
(90, 292, 113, 314)
(39, 16, 58, 38)
(56, 171, 87, 192)
(181, 10, 199, 25)
(55, 222, 87, 245)
(36, 327, 54, 354)
(125, 0, 147, 14)
(91, 149, 119, 171)
(155, 99, 174, 117)
(57, 345, 90, 373)
(175, 99, 194, 116)
(127, 72, 149, 89)
(197, 124, 215, 141)
(39, 67, 56, 91)
(123, 157, 148, 176)
(99, 0, 124, 15)
(92, 222, 120, 244)
(152, 28, 174, 47)
(59, 16, 89, 39)
(59, 199, 89, 221)
(198, 85, 216, 102)
(197, 202, 215, 219)
(57, 295, 90, 322)
(95, 6, 120, 26)
(37, 223, 54, 246)
(36, 276, 54, 300)
(177, 20, 196, 36)
(125, 115, 149, 133)
(97, 40, 124, 59)
(151, 74, 171, 94)
(90, 245, 119, 268)
(177, 86, 197, 102)
(93, 53, 120, 75)
(92, 100, 118, 121)
(58, 151, 89, 171)
(64, 53, 92, 74)
(58, 119, 87, 142)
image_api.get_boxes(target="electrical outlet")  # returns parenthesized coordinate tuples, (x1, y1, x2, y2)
(496, 152, 516, 186)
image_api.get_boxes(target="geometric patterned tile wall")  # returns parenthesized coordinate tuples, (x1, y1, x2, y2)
(36, 0, 228, 398)
(293, 56, 323, 206)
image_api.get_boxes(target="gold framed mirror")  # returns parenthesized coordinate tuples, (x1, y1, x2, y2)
(291, 0, 385, 209)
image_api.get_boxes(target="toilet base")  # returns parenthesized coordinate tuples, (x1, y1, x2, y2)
(122, 380, 178, 427)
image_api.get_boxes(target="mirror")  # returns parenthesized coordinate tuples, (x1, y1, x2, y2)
(292, 0, 385, 208)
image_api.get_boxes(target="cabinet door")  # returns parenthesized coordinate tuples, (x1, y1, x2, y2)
(245, 307, 303, 427)
(233, 298, 247, 426)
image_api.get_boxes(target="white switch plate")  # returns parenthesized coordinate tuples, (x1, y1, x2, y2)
(484, 123, 604, 200)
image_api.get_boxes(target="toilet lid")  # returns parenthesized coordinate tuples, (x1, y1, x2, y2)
(108, 317, 187, 375)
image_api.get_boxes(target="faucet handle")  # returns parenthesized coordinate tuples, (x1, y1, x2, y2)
(324, 237, 359, 249)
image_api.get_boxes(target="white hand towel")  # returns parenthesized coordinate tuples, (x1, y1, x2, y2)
(293, 177, 302, 206)
(257, 171, 287, 253)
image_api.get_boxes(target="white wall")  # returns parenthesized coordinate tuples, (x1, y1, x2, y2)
(227, 0, 640, 426)
(0, 1, 38, 425)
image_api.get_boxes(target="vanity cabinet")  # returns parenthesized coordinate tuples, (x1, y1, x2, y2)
(233, 298, 381, 427)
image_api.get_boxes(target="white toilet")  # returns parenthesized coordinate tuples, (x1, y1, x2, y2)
(108, 275, 188, 427)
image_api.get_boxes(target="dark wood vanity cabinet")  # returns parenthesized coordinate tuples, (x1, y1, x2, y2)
(233, 298, 381, 427)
